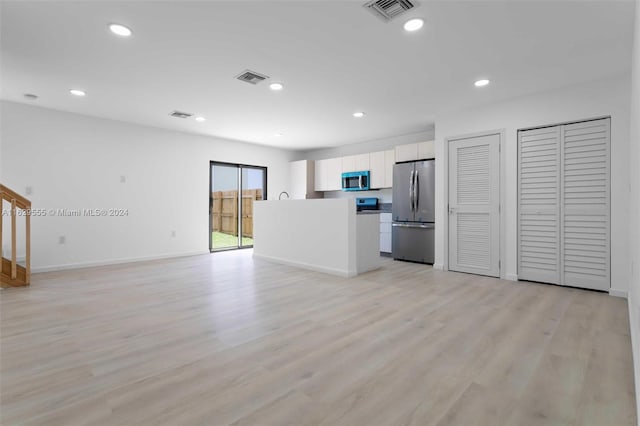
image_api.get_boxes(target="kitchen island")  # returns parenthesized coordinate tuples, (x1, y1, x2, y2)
(253, 199, 380, 277)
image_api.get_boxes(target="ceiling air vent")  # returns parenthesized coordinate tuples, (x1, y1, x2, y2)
(235, 70, 269, 85)
(364, 0, 417, 22)
(169, 110, 193, 119)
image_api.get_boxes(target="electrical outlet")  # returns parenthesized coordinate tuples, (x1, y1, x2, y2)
(120, 175, 126, 183)
(171, 230, 176, 238)
(25, 186, 33, 195)
(58, 236, 66, 244)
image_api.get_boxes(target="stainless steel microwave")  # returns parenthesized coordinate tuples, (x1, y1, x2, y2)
(342, 171, 370, 191)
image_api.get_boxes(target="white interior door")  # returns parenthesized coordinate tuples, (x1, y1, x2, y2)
(448, 134, 500, 277)
(561, 119, 610, 291)
(518, 126, 561, 284)
(517, 118, 610, 291)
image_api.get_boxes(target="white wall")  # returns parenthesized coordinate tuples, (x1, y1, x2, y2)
(627, 1, 640, 423)
(434, 75, 631, 295)
(0, 101, 296, 270)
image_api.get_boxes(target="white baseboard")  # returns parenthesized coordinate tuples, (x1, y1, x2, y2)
(31, 250, 209, 273)
(628, 296, 640, 426)
(609, 288, 628, 298)
(433, 263, 444, 271)
(505, 273, 518, 282)
(253, 253, 354, 277)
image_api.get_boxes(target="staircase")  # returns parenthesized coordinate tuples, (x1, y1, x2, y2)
(0, 184, 31, 288)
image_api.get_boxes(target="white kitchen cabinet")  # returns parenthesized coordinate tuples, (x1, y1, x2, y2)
(369, 151, 385, 189)
(395, 141, 435, 162)
(418, 141, 435, 159)
(314, 159, 327, 191)
(380, 213, 392, 253)
(395, 143, 419, 162)
(355, 153, 369, 171)
(290, 160, 307, 198)
(315, 149, 389, 192)
(342, 155, 356, 173)
(370, 150, 395, 189)
(290, 160, 320, 199)
(384, 149, 394, 187)
(342, 154, 369, 173)
(316, 157, 352, 191)
(326, 157, 342, 191)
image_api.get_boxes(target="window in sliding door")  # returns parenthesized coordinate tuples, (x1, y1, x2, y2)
(240, 167, 266, 248)
(210, 162, 266, 251)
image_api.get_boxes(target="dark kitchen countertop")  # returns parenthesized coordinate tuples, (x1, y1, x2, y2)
(357, 203, 392, 215)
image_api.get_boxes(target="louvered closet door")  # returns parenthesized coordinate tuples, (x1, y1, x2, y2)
(518, 127, 561, 284)
(561, 119, 610, 291)
(448, 134, 500, 277)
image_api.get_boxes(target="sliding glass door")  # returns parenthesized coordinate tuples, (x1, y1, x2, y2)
(210, 162, 266, 251)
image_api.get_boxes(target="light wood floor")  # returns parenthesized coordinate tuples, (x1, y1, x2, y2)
(0, 251, 635, 425)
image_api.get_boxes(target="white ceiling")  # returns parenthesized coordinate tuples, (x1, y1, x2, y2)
(0, 1, 635, 150)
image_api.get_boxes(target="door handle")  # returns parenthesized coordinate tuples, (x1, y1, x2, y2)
(409, 170, 415, 211)
(414, 171, 419, 211)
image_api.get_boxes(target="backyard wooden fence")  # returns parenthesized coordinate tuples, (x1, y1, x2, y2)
(211, 189, 263, 238)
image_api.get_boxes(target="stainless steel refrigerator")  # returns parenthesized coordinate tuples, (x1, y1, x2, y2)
(392, 160, 435, 264)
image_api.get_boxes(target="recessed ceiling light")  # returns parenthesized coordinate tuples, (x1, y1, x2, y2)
(353, 112, 365, 118)
(269, 82, 284, 91)
(69, 89, 86, 97)
(195, 116, 206, 122)
(108, 23, 133, 37)
(474, 79, 490, 87)
(23, 93, 38, 100)
(404, 18, 424, 32)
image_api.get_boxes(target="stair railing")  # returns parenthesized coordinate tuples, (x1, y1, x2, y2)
(0, 184, 31, 287)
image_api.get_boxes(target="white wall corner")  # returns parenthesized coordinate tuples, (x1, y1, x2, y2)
(505, 273, 518, 282)
(432, 263, 444, 271)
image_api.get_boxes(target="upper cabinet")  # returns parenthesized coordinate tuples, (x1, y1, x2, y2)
(315, 157, 342, 191)
(418, 141, 435, 160)
(342, 155, 356, 173)
(326, 157, 342, 191)
(395, 141, 435, 162)
(370, 151, 385, 189)
(370, 150, 395, 189)
(290, 160, 321, 199)
(313, 141, 437, 192)
(342, 154, 370, 173)
(314, 159, 327, 192)
(355, 153, 370, 171)
(395, 143, 418, 163)
(384, 149, 394, 187)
